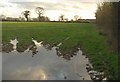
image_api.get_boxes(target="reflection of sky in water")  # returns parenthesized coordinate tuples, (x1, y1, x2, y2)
(2, 39, 91, 80)
(10, 38, 18, 51)
(12, 68, 47, 80)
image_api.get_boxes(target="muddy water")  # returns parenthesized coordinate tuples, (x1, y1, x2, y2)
(2, 39, 92, 80)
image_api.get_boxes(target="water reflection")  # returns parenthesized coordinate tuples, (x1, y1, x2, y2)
(12, 68, 47, 80)
(10, 38, 18, 51)
(2, 39, 92, 80)
(32, 38, 43, 47)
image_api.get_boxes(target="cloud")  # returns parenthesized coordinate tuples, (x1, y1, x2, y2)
(5, 0, 120, 3)
(0, 1, 14, 7)
(9, 1, 96, 12)
(0, 0, 98, 19)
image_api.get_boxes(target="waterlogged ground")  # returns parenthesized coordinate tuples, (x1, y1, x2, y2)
(2, 39, 107, 80)
(2, 22, 118, 80)
(3, 39, 92, 80)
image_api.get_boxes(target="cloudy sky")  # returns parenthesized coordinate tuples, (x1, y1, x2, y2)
(0, 0, 119, 20)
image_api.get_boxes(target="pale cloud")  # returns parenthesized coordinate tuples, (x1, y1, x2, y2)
(0, 0, 101, 20)
(4, 0, 120, 2)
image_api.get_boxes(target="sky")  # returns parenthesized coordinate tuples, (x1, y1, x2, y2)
(0, 0, 119, 21)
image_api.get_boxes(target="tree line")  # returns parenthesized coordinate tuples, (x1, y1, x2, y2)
(21, 7, 50, 22)
(0, 6, 96, 23)
(95, 2, 119, 54)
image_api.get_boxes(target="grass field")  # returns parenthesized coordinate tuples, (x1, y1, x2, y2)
(2, 22, 118, 80)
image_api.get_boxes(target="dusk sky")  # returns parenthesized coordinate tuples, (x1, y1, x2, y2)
(0, 0, 119, 20)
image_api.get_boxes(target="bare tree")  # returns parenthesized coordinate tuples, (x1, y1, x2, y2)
(59, 14, 64, 21)
(74, 15, 79, 21)
(64, 18, 68, 21)
(35, 7, 44, 21)
(0, 14, 6, 20)
(22, 10, 30, 21)
(77, 16, 82, 21)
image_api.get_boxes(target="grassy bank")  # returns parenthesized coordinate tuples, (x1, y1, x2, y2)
(2, 22, 118, 80)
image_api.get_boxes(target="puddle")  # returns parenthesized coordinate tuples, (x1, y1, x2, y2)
(2, 38, 106, 80)
(2, 39, 91, 80)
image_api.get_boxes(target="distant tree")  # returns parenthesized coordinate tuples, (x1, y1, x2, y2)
(77, 17, 82, 22)
(74, 15, 79, 21)
(35, 7, 44, 21)
(70, 19, 73, 22)
(19, 16, 25, 21)
(22, 10, 30, 21)
(0, 14, 6, 20)
(38, 16, 45, 21)
(64, 18, 68, 21)
(39, 16, 50, 22)
(59, 14, 64, 21)
(32, 18, 38, 21)
(45, 16, 50, 21)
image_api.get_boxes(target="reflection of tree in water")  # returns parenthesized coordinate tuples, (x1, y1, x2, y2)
(2, 38, 79, 60)
(29, 44, 38, 57)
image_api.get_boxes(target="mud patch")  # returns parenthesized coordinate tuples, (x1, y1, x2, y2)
(2, 43, 14, 53)
(16, 43, 32, 53)
(56, 46, 79, 60)
(2, 37, 74, 60)
(86, 63, 107, 81)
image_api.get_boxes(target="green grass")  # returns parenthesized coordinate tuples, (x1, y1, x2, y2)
(2, 22, 118, 80)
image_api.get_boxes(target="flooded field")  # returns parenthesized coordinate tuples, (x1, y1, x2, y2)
(2, 39, 91, 80)
(2, 39, 106, 80)
(2, 22, 115, 80)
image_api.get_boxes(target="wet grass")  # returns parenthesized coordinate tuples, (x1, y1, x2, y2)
(2, 22, 118, 80)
